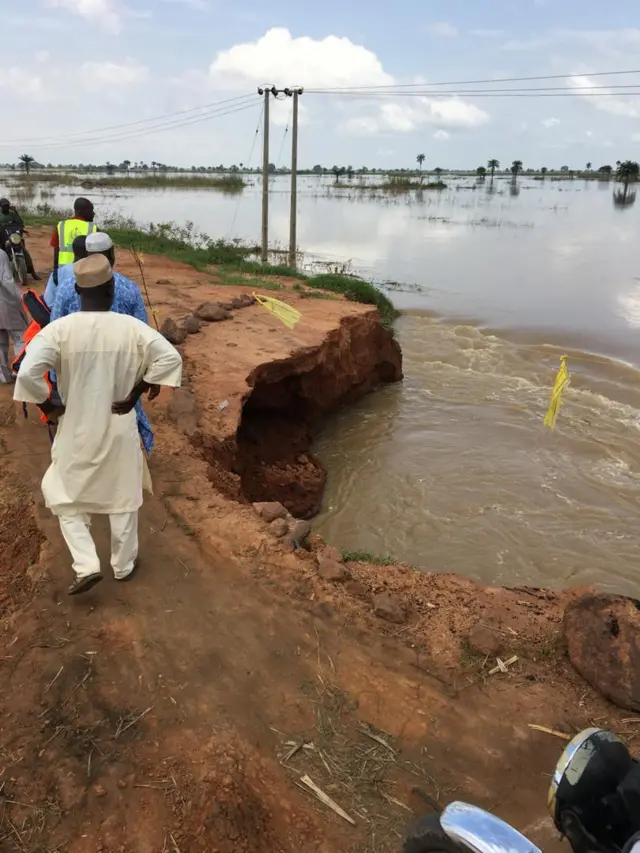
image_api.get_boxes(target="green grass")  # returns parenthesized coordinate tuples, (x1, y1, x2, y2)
(18, 205, 398, 326)
(341, 550, 396, 566)
(218, 271, 282, 290)
(305, 274, 398, 327)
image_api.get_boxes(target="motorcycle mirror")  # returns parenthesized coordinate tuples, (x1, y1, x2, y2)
(441, 802, 541, 853)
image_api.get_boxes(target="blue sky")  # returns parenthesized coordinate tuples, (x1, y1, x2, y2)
(3, 0, 640, 169)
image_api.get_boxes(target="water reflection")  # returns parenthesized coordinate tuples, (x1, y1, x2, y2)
(613, 188, 637, 209)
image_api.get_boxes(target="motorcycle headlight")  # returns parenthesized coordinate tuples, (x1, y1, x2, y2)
(9, 232, 22, 245)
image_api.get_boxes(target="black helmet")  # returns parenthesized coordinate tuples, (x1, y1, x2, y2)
(548, 729, 635, 851)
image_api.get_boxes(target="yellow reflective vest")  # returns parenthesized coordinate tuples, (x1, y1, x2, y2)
(56, 219, 98, 265)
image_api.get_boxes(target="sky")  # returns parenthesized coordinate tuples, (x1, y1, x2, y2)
(3, 0, 640, 170)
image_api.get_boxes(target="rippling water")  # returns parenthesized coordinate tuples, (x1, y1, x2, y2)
(314, 313, 640, 596)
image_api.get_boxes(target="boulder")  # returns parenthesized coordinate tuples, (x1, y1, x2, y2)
(183, 315, 202, 334)
(282, 519, 312, 551)
(317, 556, 348, 583)
(195, 302, 232, 322)
(372, 591, 406, 625)
(564, 593, 640, 711)
(167, 388, 199, 436)
(160, 317, 187, 345)
(268, 518, 289, 539)
(231, 294, 256, 310)
(252, 501, 288, 523)
(318, 546, 343, 564)
(468, 624, 503, 657)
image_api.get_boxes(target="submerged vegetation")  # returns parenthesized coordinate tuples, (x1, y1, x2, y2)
(9, 172, 246, 193)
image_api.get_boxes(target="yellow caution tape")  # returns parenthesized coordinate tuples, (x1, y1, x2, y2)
(544, 355, 571, 429)
(253, 292, 301, 329)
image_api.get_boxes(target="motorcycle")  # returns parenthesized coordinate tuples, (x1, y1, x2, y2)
(3, 223, 29, 286)
(402, 728, 640, 853)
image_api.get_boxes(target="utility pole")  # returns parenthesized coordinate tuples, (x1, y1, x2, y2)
(257, 85, 300, 266)
(286, 87, 303, 269)
(258, 86, 271, 264)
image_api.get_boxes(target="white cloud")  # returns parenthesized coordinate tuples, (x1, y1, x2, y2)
(343, 98, 488, 135)
(542, 117, 561, 128)
(433, 130, 450, 140)
(470, 28, 503, 38)
(159, 0, 209, 8)
(80, 60, 149, 93)
(210, 27, 393, 88)
(46, 0, 122, 33)
(567, 75, 638, 119)
(210, 27, 489, 139)
(427, 21, 458, 38)
(35, 50, 50, 64)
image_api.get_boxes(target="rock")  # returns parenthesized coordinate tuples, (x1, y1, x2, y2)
(317, 556, 348, 583)
(195, 302, 232, 322)
(230, 294, 256, 309)
(318, 545, 343, 564)
(282, 519, 312, 551)
(468, 624, 503, 657)
(252, 501, 288, 523)
(268, 518, 289, 538)
(345, 581, 368, 598)
(160, 317, 187, 345)
(93, 784, 107, 798)
(156, 278, 172, 285)
(167, 388, 199, 436)
(372, 591, 406, 625)
(564, 593, 640, 711)
(117, 779, 128, 789)
(183, 315, 202, 334)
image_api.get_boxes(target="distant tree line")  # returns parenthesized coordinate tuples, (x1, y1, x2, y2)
(2, 154, 639, 185)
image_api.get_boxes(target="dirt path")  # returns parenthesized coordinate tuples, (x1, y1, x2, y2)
(0, 230, 630, 852)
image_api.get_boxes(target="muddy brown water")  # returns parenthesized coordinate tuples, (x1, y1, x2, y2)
(5, 172, 640, 594)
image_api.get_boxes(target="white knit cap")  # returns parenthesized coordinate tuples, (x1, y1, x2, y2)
(86, 231, 114, 253)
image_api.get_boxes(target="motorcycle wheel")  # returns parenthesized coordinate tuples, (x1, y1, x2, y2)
(402, 813, 470, 853)
(16, 256, 28, 286)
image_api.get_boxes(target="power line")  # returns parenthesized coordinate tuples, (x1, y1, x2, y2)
(310, 83, 640, 95)
(24, 101, 261, 151)
(0, 93, 255, 148)
(310, 90, 640, 98)
(304, 68, 640, 93)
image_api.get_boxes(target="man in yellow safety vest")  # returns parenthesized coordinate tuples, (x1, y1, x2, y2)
(51, 198, 97, 286)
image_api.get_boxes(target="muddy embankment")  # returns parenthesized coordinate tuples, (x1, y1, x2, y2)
(190, 309, 402, 518)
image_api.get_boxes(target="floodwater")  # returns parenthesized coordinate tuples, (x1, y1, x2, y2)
(5, 172, 640, 594)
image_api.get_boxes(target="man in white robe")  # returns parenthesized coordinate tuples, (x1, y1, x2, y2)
(14, 254, 182, 595)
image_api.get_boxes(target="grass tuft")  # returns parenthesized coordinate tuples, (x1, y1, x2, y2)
(341, 550, 396, 566)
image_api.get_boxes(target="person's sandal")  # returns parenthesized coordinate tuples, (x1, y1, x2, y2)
(117, 559, 140, 582)
(68, 573, 103, 596)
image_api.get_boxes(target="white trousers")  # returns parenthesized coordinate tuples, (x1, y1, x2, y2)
(58, 512, 138, 580)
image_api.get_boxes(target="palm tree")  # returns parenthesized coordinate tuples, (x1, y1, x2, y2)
(476, 166, 487, 177)
(19, 154, 36, 174)
(417, 153, 426, 172)
(488, 159, 500, 178)
(586, 162, 592, 171)
(511, 160, 523, 178)
(616, 160, 640, 194)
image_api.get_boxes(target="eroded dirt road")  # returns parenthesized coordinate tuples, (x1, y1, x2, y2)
(0, 231, 629, 852)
